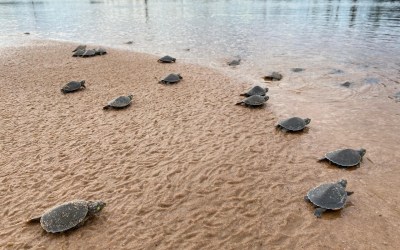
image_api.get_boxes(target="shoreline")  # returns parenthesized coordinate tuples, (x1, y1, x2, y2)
(1, 39, 400, 249)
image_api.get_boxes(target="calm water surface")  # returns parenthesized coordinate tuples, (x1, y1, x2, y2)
(1, 0, 400, 104)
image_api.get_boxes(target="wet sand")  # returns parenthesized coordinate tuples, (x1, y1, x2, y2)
(1, 40, 400, 249)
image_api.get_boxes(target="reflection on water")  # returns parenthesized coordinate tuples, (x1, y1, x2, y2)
(0, 0, 399, 86)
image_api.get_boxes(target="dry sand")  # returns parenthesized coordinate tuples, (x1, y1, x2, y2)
(1, 40, 400, 249)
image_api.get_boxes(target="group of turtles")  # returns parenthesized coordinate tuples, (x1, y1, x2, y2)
(28, 46, 367, 235)
(233, 69, 367, 218)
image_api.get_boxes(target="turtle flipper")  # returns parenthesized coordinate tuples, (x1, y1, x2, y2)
(314, 207, 327, 218)
(317, 157, 327, 162)
(103, 105, 110, 110)
(239, 93, 247, 97)
(304, 196, 311, 203)
(347, 191, 354, 196)
(27, 215, 41, 223)
(235, 101, 243, 105)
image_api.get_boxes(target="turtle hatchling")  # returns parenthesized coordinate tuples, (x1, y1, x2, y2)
(159, 73, 182, 84)
(61, 80, 86, 93)
(158, 55, 176, 63)
(95, 47, 107, 55)
(236, 95, 269, 107)
(318, 148, 366, 168)
(27, 200, 106, 233)
(72, 45, 86, 52)
(103, 94, 133, 109)
(82, 49, 96, 57)
(72, 49, 85, 57)
(228, 59, 241, 66)
(240, 86, 269, 97)
(305, 179, 353, 218)
(263, 72, 283, 81)
(276, 117, 311, 132)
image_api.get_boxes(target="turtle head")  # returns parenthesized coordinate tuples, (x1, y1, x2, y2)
(265, 87, 269, 92)
(358, 148, 366, 157)
(304, 118, 311, 125)
(337, 179, 347, 188)
(264, 96, 269, 102)
(87, 200, 106, 215)
(128, 94, 133, 100)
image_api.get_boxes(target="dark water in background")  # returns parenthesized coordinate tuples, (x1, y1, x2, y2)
(0, 0, 399, 96)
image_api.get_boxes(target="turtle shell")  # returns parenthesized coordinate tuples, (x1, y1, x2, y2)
(61, 81, 85, 93)
(72, 45, 86, 52)
(72, 49, 85, 57)
(82, 49, 96, 57)
(95, 48, 107, 55)
(158, 55, 176, 63)
(278, 117, 310, 131)
(241, 86, 268, 97)
(108, 95, 133, 108)
(324, 148, 365, 167)
(241, 95, 269, 106)
(40, 200, 89, 233)
(306, 180, 348, 210)
(159, 74, 182, 84)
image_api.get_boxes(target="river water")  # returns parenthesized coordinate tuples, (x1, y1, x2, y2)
(1, 0, 400, 157)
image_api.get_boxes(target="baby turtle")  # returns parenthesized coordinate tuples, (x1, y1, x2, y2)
(276, 117, 311, 132)
(158, 55, 176, 63)
(61, 80, 86, 93)
(72, 45, 86, 52)
(291, 68, 305, 72)
(305, 179, 353, 218)
(236, 95, 269, 107)
(159, 73, 182, 84)
(318, 148, 366, 168)
(240, 86, 269, 97)
(228, 59, 241, 66)
(103, 94, 133, 109)
(263, 72, 283, 81)
(95, 47, 107, 55)
(82, 49, 96, 57)
(72, 49, 85, 57)
(27, 200, 106, 233)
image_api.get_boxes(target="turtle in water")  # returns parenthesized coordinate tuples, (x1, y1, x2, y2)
(72, 45, 86, 52)
(61, 80, 86, 93)
(95, 47, 107, 55)
(291, 68, 305, 72)
(276, 117, 311, 132)
(103, 94, 133, 109)
(318, 148, 366, 168)
(158, 55, 176, 63)
(240, 86, 269, 97)
(27, 200, 106, 233)
(159, 73, 182, 84)
(228, 59, 241, 66)
(236, 95, 269, 107)
(305, 179, 353, 218)
(72, 49, 85, 57)
(263, 72, 283, 81)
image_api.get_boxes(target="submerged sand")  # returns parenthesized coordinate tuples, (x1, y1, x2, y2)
(1, 41, 400, 249)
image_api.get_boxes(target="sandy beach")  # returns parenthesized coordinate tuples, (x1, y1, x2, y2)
(1, 40, 400, 249)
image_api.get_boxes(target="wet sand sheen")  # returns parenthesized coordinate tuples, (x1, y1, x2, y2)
(1, 41, 400, 249)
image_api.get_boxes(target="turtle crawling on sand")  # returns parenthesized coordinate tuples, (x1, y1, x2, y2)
(158, 55, 176, 63)
(228, 59, 241, 66)
(159, 73, 182, 84)
(27, 200, 106, 233)
(305, 179, 353, 218)
(240, 86, 269, 97)
(103, 94, 133, 109)
(276, 117, 311, 132)
(318, 148, 366, 168)
(61, 80, 86, 93)
(263, 72, 283, 81)
(236, 95, 269, 107)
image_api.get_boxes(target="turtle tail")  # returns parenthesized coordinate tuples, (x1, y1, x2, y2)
(103, 105, 110, 110)
(26, 216, 41, 223)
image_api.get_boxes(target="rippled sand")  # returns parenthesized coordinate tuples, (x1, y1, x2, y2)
(1, 41, 400, 249)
